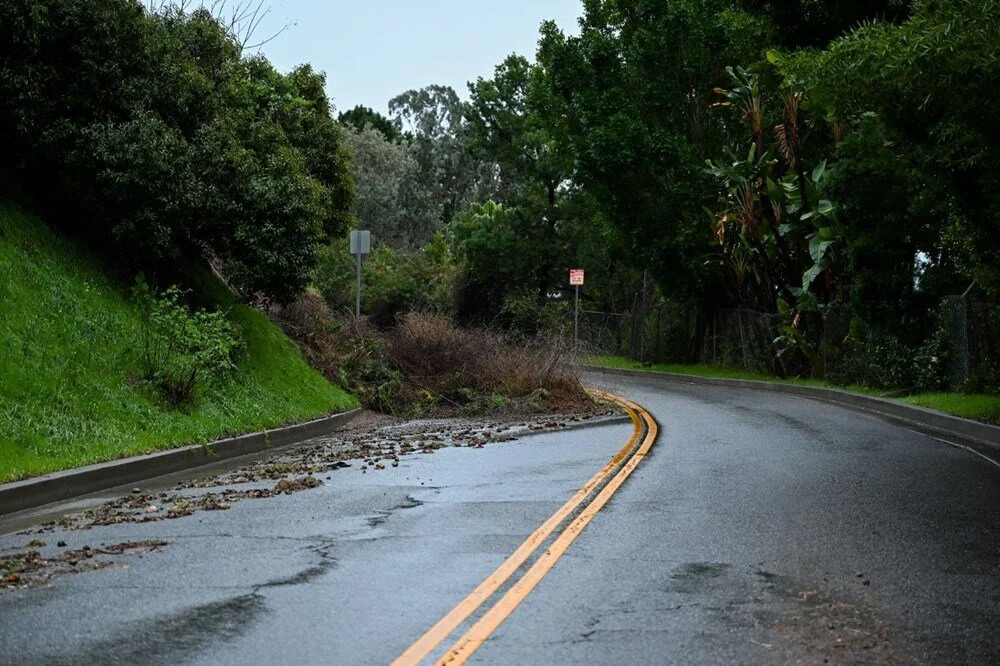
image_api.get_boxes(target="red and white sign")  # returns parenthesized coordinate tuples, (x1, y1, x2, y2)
(569, 269, 585, 286)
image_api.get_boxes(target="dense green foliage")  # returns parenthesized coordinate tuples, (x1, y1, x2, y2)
(314, 233, 457, 328)
(4, 0, 996, 413)
(519, 0, 998, 391)
(784, 0, 1000, 297)
(0, 0, 353, 301)
(538, 2, 771, 297)
(334, 0, 999, 395)
(0, 201, 355, 481)
(339, 105, 404, 143)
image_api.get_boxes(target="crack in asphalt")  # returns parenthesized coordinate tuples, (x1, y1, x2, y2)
(107, 533, 336, 542)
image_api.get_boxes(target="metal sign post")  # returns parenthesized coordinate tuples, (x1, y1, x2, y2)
(569, 269, 584, 349)
(350, 230, 371, 316)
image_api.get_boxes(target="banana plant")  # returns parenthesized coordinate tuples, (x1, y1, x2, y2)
(709, 62, 843, 375)
(766, 160, 842, 299)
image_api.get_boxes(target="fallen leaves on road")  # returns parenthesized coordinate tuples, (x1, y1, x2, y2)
(0, 541, 168, 592)
(36, 478, 325, 531)
(25, 410, 613, 533)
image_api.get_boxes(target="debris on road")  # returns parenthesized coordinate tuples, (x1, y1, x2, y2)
(0, 541, 168, 592)
(22, 410, 616, 534)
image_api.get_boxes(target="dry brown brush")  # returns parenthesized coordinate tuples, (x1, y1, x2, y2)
(262, 292, 342, 378)
(387, 313, 591, 414)
(267, 300, 591, 416)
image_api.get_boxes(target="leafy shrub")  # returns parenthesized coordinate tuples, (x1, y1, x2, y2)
(830, 317, 952, 393)
(829, 333, 914, 390)
(364, 246, 434, 328)
(450, 201, 567, 326)
(133, 280, 241, 407)
(499, 288, 572, 339)
(0, 1, 353, 301)
(313, 232, 458, 328)
(312, 240, 356, 312)
(337, 327, 404, 414)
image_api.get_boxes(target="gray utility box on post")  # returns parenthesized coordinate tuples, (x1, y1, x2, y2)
(350, 230, 371, 255)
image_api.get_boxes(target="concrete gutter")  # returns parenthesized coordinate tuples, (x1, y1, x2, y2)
(0, 408, 362, 516)
(584, 366, 1000, 456)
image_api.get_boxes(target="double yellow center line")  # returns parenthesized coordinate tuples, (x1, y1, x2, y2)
(393, 389, 658, 665)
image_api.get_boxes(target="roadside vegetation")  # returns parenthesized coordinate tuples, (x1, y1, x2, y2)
(327, 0, 998, 414)
(0, 202, 355, 482)
(1, 0, 998, 480)
(267, 299, 591, 418)
(899, 394, 1000, 426)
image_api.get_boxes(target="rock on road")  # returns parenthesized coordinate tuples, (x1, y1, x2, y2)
(1, 371, 999, 664)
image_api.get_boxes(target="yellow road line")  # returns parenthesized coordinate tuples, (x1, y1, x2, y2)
(391, 389, 643, 666)
(437, 396, 658, 665)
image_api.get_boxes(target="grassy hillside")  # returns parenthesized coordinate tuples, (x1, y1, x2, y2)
(0, 201, 356, 482)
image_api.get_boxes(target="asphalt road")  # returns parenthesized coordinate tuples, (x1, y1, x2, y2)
(2, 372, 999, 664)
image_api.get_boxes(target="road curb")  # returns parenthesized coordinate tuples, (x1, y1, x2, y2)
(583, 366, 1000, 453)
(0, 408, 362, 516)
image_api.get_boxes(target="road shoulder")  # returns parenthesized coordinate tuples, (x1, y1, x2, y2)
(584, 365, 1000, 466)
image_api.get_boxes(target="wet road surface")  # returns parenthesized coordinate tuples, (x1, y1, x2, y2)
(1, 372, 999, 664)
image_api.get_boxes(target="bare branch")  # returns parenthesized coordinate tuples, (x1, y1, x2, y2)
(244, 20, 295, 51)
(145, 0, 294, 55)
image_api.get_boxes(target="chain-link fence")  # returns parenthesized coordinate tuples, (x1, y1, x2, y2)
(942, 293, 1000, 391)
(577, 310, 632, 358)
(577, 292, 998, 391)
(578, 302, 782, 371)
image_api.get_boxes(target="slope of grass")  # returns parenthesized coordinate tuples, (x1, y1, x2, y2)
(586, 355, 999, 424)
(0, 201, 356, 482)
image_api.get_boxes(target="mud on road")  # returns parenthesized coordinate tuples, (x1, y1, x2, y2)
(1, 409, 615, 594)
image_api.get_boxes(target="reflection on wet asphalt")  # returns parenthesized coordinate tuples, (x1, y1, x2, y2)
(1, 375, 999, 664)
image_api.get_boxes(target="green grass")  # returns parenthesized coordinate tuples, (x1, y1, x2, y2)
(0, 201, 356, 482)
(901, 393, 1000, 424)
(589, 356, 775, 381)
(587, 355, 1000, 424)
(587, 355, 834, 386)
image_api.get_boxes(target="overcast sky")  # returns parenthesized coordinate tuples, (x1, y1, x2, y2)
(250, 0, 583, 116)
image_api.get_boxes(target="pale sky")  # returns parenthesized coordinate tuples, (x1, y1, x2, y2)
(251, 0, 583, 115)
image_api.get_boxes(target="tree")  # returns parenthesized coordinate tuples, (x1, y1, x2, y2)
(339, 105, 402, 143)
(342, 125, 441, 249)
(463, 55, 579, 305)
(466, 55, 572, 206)
(741, 0, 912, 48)
(782, 0, 1000, 298)
(0, 0, 354, 301)
(389, 85, 487, 229)
(537, 0, 774, 300)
